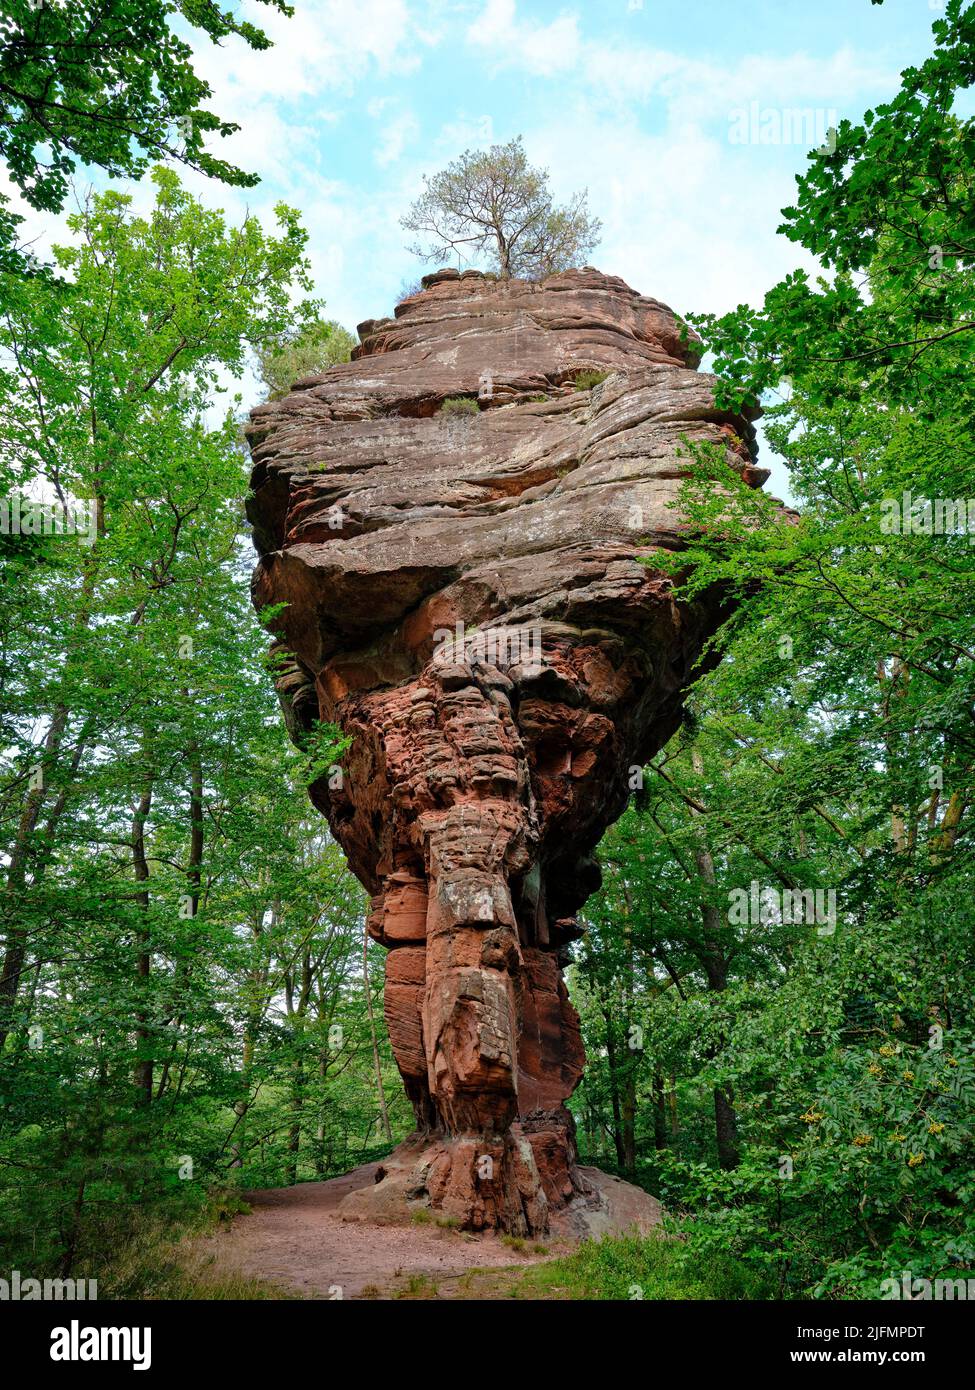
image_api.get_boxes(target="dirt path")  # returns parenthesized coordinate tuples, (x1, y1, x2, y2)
(189, 1163, 552, 1300)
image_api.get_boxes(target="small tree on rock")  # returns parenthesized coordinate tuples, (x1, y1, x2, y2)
(401, 137, 601, 281)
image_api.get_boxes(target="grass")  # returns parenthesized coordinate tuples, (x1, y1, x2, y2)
(395, 1272, 438, 1300)
(388, 1232, 769, 1301)
(95, 1215, 295, 1301)
(513, 1232, 772, 1301)
(49, 1184, 303, 1301)
(500, 1233, 547, 1255)
(572, 369, 610, 391)
(439, 396, 481, 416)
(410, 1206, 461, 1231)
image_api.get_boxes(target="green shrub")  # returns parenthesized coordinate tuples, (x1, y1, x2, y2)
(657, 1025, 975, 1300)
(395, 1273, 437, 1299)
(572, 369, 609, 390)
(439, 396, 480, 416)
(520, 1232, 771, 1301)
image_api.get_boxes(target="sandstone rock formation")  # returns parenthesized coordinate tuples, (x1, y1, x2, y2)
(246, 267, 764, 1236)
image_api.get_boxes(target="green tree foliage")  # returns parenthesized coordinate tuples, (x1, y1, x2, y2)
(0, 0, 292, 268)
(571, 0, 975, 1298)
(2, 0, 973, 1307)
(687, 0, 975, 416)
(0, 173, 410, 1282)
(256, 319, 356, 401)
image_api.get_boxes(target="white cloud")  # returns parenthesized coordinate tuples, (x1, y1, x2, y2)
(373, 111, 421, 166)
(466, 0, 581, 76)
(465, 3, 895, 134)
(434, 112, 498, 152)
(192, 0, 419, 103)
(452, 8, 895, 324)
(582, 43, 895, 119)
(182, 0, 424, 188)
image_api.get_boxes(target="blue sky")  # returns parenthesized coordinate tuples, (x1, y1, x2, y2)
(10, 0, 953, 495)
(174, 0, 944, 326)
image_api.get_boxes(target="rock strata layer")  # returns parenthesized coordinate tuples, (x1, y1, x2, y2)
(247, 267, 764, 1234)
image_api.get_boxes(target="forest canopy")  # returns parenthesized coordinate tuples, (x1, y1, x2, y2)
(0, 0, 973, 1307)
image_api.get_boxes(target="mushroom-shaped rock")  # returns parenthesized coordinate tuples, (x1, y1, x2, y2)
(246, 267, 764, 1235)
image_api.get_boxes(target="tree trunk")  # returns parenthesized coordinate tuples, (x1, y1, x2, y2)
(132, 778, 154, 1107)
(287, 1045, 304, 1186)
(653, 1072, 668, 1152)
(155, 741, 204, 1100)
(362, 929, 392, 1143)
(0, 706, 70, 1049)
(690, 746, 740, 1171)
(620, 1063, 637, 1173)
(602, 1005, 626, 1167)
(713, 1086, 740, 1172)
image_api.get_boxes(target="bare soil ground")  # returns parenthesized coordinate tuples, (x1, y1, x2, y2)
(188, 1162, 555, 1300)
